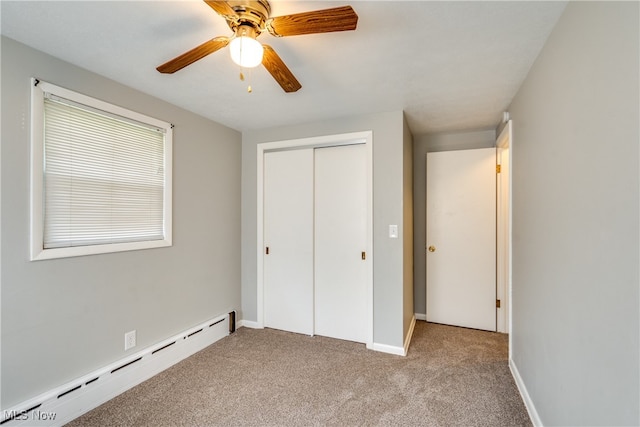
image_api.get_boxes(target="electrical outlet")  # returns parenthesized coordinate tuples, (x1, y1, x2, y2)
(124, 330, 136, 350)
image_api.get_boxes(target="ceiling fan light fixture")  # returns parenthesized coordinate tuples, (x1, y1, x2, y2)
(229, 25, 263, 68)
(157, 2, 358, 93)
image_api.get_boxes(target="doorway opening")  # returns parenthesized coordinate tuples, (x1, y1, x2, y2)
(423, 120, 512, 335)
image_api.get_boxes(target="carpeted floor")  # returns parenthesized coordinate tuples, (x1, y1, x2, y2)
(67, 321, 531, 426)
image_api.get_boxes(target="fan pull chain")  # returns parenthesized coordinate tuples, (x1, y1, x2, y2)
(239, 67, 253, 93)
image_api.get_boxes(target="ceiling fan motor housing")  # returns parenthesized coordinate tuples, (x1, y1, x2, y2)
(226, 0, 271, 35)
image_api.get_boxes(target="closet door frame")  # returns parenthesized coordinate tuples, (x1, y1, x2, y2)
(256, 131, 373, 349)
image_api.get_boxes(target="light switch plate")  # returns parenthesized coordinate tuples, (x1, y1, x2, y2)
(389, 225, 398, 238)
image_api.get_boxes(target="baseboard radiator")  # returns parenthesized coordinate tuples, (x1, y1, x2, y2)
(1, 311, 236, 427)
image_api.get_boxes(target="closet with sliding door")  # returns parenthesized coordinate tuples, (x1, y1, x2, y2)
(263, 143, 367, 343)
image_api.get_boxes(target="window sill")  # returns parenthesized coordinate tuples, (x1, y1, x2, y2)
(30, 238, 172, 261)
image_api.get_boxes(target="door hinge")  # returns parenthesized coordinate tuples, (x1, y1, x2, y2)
(496, 164, 501, 173)
(496, 299, 501, 308)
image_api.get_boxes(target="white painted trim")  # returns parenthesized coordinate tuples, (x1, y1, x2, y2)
(415, 313, 427, 321)
(29, 78, 173, 261)
(0, 314, 231, 426)
(0, 35, 3, 411)
(509, 358, 543, 426)
(403, 315, 416, 355)
(496, 120, 512, 334)
(256, 131, 374, 349)
(238, 319, 262, 329)
(368, 342, 406, 356)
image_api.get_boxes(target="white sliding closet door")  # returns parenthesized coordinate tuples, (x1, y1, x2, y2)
(314, 144, 367, 343)
(263, 149, 314, 335)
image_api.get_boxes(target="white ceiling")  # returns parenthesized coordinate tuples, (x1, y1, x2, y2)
(1, 1, 567, 136)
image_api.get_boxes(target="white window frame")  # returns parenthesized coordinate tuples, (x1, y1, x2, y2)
(30, 78, 173, 260)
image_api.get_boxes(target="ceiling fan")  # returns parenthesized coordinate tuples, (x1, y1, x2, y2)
(156, 1, 358, 93)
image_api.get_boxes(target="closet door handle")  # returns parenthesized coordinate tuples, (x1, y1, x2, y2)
(361, 251, 366, 260)
(266, 246, 269, 255)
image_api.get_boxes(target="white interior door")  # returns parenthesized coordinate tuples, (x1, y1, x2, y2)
(314, 144, 367, 343)
(263, 149, 314, 335)
(426, 148, 496, 331)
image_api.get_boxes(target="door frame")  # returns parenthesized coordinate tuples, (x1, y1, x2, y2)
(256, 131, 374, 348)
(496, 120, 512, 336)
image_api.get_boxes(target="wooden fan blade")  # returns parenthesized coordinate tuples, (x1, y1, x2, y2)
(156, 36, 230, 74)
(262, 45, 301, 93)
(267, 6, 358, 37)
(203, 1, 236, 18)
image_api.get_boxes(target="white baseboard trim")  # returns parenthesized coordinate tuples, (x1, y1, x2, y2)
(238, 319, 261, 329)
(415, 313, 427, 321)
(1, 313, 232, 427)
(369, 342, 406, 356)
(367, 316, 416, 357)
(509, 358, 543, 426)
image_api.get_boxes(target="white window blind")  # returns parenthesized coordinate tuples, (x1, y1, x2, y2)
(43, 96, 166, 248)
(31, 79, 172, 260)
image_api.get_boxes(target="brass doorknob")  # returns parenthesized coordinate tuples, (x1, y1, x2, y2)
(428, 245, 436, 252)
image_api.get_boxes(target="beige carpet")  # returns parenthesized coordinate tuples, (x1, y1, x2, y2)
(67, 321, 531, 426)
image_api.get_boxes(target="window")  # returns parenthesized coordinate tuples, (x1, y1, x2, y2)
(30, 79, 172, 260)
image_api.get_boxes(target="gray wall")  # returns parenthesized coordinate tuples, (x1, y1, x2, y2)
(1, 37, 242, 408)
(412, 129, 496, 316)
(508, 2, 639, 425)
(241, 111, 412, 348)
